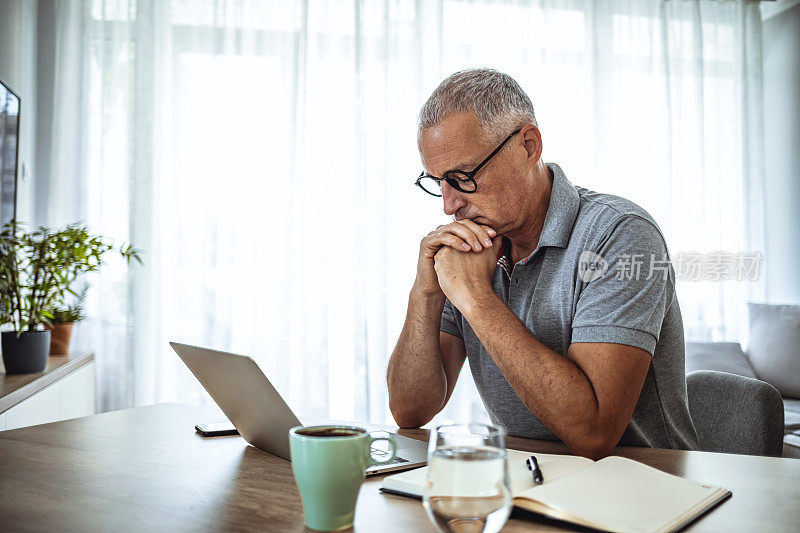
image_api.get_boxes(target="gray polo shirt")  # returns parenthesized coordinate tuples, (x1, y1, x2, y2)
(440, 162, 698, 450)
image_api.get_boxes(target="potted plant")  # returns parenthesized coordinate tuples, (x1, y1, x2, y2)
(0, 220, 141, 374)
(44, 299, 86, 356)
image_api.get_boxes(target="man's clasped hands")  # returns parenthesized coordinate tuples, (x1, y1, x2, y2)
(415, 220, 503, 311)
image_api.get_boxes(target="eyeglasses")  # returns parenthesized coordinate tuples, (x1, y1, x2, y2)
(415, 128, 522, 197)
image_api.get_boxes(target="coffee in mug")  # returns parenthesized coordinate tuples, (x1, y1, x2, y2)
(295, 427, 364, 438)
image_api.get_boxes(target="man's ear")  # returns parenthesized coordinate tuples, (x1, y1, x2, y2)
(522, 125, 543, 165)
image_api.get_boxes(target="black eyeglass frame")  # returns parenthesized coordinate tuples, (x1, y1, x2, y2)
(415, 127, 522, 197)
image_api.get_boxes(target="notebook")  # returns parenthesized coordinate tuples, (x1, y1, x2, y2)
(379, 448, 731, 533)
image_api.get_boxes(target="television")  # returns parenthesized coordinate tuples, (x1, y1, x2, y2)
(0, 76, 20, 227)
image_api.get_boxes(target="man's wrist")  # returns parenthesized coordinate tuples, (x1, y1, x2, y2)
(410, 281, 446, 307)
(458, 282, 499, 321)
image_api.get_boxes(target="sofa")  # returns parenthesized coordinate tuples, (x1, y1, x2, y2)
(684, 303, 800, 438)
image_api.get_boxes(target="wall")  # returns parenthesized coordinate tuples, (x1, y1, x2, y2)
(762, 1, 800, 304)
(0, 0, 38, 224)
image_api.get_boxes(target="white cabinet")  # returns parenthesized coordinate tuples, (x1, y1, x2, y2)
(1, 361, 95, 431)
(58, 363, 95, 420)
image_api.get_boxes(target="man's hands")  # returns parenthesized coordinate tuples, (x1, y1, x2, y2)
(415, 220, 498, 297)
(434, 235, 501, 310)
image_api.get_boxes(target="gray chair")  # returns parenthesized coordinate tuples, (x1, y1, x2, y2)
(686, 370, 784, 456)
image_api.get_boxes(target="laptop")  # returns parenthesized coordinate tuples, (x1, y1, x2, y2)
(170, 342, 427, 475)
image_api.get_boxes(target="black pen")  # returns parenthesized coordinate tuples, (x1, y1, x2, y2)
(526, 455, 544, 485)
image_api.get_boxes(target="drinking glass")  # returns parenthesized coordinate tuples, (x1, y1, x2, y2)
(422, 423, 512, 533)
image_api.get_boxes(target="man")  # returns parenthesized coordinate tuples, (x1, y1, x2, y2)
(386, 69, 698, 459)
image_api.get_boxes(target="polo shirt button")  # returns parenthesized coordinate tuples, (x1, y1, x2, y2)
(514, 278, 519, 285)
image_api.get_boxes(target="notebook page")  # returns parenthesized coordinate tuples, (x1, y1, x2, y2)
(380, 449, 593, 498)
(515, 455, 727, 533)
(505, 448, 593, 495)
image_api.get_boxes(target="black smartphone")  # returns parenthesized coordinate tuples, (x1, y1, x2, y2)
(195, 422, 239, 437)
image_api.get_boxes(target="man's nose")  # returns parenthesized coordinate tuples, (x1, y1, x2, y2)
(441, 180, 467, 217)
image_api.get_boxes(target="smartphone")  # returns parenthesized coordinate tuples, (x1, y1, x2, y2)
(195, 422, 239, 437)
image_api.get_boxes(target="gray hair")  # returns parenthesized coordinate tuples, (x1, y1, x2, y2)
(418, 68, 538, 143)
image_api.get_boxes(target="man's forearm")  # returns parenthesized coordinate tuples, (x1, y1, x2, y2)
(386, 285, 448, 427)
(459, 287, 608, 457)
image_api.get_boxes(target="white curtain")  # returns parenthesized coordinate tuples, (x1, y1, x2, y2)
(43, 0, 764, 426)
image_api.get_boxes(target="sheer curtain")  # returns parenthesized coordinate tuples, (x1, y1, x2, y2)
(42, 0, 764, 425)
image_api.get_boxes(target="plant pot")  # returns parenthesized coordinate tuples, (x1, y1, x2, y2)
(1, 330, 51, 374)
(44, 322, 74, 356)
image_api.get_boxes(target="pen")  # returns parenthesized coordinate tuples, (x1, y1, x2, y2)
(526, 455, 544, 485)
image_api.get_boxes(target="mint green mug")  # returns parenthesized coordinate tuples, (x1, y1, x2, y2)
(289, 425, 397, 531)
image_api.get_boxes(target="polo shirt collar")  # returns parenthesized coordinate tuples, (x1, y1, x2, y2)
(537, 162, 580, 249)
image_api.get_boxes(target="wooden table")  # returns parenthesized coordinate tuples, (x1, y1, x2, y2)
(0, 403, 798, 532)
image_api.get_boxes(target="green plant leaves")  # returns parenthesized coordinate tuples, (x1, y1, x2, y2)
(0, 220, 143, 332)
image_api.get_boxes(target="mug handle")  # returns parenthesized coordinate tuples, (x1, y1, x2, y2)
(367, 432, 397, 466)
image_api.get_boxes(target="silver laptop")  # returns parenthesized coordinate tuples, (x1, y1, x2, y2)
(170, 342, 427, 475)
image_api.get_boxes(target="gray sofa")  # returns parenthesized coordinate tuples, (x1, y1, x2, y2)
(684, 303, 800, 436)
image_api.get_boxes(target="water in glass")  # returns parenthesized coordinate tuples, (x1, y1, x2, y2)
(423, 424, 512, 533)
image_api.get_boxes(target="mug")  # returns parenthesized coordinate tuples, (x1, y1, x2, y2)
(289, 425, 397, 531)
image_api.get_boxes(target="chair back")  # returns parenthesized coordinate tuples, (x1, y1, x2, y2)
(686, 370, 784, 456)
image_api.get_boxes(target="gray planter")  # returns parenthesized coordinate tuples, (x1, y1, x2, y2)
(1, 330, 51, 374)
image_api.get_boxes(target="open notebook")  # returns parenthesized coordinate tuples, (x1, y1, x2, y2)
(380, 448, 731, 533)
